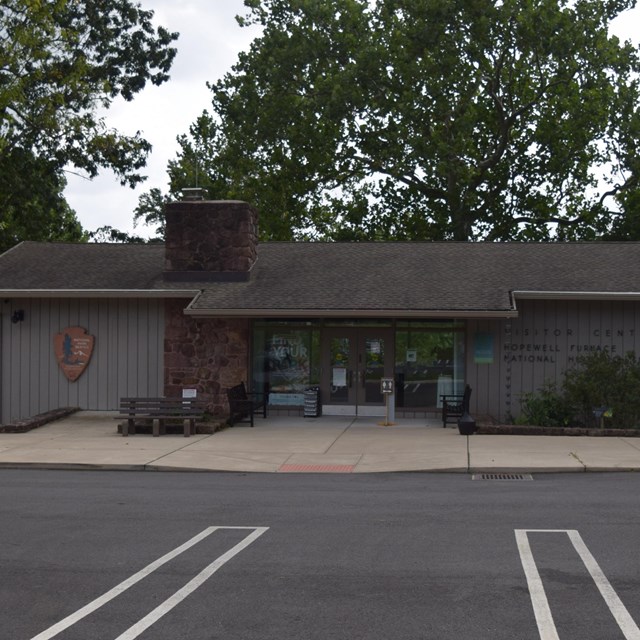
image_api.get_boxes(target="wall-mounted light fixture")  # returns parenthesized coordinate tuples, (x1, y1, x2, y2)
(11, 310, 24, 324)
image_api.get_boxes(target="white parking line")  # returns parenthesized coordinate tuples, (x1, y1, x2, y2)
(114, 527, 268, 640)
(30, 526, 268, 640)
(566, 530, 640, 640)
(515, 530, 561, 640)
(515, 529, 640, 640)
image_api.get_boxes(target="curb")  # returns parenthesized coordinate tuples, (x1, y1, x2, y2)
(0, 462, 147, 471)
(3, 461, 640, 474)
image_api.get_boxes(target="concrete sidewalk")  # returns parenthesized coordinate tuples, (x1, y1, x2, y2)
(2, 411, 640, 473)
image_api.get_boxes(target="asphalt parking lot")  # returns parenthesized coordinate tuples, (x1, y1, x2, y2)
(3, 470, 640, 640)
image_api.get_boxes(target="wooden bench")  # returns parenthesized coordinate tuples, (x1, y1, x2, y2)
(441, 385, 472, 428)
(226, 382, 267, 427)
(117, 397, 206, 437)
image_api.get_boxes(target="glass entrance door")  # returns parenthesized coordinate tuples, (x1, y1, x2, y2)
(323, 328, 394, 416)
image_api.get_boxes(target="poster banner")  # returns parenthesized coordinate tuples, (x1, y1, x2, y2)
(474, 333, 494, 364)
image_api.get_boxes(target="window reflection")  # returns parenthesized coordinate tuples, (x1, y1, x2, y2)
(330, 337, 350, 403)
(252, 327, 320, 405)
(395, 329, 465, 408)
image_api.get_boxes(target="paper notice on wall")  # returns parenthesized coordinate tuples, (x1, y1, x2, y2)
(332, 367, 347, 387)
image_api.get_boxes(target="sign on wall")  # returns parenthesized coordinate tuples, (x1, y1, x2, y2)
(474, 333, 494, 364)
(380, 378, 394, 394)
(53, 326, 95, 382)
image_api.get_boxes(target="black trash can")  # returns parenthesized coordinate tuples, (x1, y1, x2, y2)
(304, 387, 321, 418)
(458, 411, 477, 435)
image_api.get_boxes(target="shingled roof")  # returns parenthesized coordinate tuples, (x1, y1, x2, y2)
(1, 240, 640, 315)
(0, 242, 166, 291)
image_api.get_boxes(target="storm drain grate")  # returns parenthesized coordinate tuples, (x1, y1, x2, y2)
(472, 473, 533, 481)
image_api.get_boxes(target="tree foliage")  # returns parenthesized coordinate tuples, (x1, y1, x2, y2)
(155, 0, 640, 241)
(133, 186, 171, 238)
(0, 0, 178, 251)
(0, 148, 84, 250)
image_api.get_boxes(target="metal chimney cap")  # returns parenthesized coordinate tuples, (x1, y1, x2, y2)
(181, 187, 205, 201)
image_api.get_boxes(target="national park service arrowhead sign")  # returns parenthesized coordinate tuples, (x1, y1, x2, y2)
(54, 327, 94, 382)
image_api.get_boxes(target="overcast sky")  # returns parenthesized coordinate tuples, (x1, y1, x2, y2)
(64, 0, 259, 238)
(64, 1, 640, 239)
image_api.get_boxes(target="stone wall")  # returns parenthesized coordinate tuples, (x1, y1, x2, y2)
(164, 200, 257, 275)
(164, 300, 250, 416)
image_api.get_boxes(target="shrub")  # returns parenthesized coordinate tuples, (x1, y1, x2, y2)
(563, 351, 640, 429)
(518, 382, 576, 427)
(518, 351, 640, 429)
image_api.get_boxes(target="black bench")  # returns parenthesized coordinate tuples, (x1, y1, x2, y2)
(117, 397, 206, 437)
(441, 385, 472, 428)
(226, 382, 267, 427)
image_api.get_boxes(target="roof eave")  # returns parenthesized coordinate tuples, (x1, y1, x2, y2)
(0, 289, 200, 299)
(513, 291, 640, 301)
(183, 307, 518, 319)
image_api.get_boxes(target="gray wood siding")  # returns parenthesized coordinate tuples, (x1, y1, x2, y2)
(465, 318, 505, 420)
(466, 300, 640, 422)
(1, 298, 164, 423)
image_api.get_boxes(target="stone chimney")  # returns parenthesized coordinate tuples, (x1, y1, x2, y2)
(163, 195, 258, 281)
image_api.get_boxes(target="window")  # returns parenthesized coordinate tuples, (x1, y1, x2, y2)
(252, 323, 320, 405)
(395, 323, 465, 408)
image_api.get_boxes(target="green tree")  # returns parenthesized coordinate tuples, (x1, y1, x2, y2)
(132, 187, 171, 239)
(0, 0, 178, 251)
(0, 148, 84, 250)
(148, 0, 640, 242)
